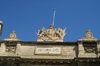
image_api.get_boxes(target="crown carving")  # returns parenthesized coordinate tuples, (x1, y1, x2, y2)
(37, 25, 66, 42)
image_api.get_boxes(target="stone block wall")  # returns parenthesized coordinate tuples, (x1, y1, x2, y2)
(0, 41, 100, 66)
(0, 41, 100, 59)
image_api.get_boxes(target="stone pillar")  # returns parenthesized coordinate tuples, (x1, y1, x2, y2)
(0, 42, 6, 55)
(16, 42, 21, 56)
(78, 42, 84, 57)
(97, 42, 100, 57)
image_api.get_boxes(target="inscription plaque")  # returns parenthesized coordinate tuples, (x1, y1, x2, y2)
(35, 46, 62, 55)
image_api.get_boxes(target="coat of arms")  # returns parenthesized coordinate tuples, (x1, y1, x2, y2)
(37, 25, 66, 42)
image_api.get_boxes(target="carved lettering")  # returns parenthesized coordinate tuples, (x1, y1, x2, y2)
(35, 47, 62, 54)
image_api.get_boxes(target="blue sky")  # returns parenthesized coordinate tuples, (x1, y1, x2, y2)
(0, 0, 100, 41)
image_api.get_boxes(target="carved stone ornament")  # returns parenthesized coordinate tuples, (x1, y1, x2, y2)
(3, 31, 21, 41)
(84, 46, 96, 53)
(78, 30, 98, 41)
(9, 31, 16, 39)
(37, 25, 66, 42)
(5, 46, 16, 53)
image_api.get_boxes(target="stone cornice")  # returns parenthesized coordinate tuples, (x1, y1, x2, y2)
(0, 56, 100, 63)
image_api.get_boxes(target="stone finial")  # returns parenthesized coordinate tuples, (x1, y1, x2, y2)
(37, 25, 66, 42)
(3, 31, 21, 41)
(85, 30, 93, 38)
(9, 31, 17, 39)
(78, 30, 98, 41)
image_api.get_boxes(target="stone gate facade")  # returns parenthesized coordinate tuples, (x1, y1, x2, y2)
(0, 21, 100, 66)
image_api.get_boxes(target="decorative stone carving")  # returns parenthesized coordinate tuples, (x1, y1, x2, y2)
(3, 31, 21, 41)
(37, 25, 66, 42)
(78, 30, 98, 41)
(9, 31, 16, 39)
(84, 46, 96, 53)
(5, 45, 16, 53)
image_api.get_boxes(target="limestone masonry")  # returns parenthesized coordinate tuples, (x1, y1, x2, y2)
(37, 25, 66, 42)
(0, 21, 100, 66)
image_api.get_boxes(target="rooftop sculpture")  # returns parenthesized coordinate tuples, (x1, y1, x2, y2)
(3, 31, 21, 41)
(79, 30, 98, 41)
(37, 25, 66, 42)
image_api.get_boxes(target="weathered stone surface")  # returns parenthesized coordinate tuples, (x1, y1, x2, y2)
(3, 31, 21, 41)
(0, 21, 100, 66)
(5, 45, 16, 53)
(20, 44, 35, 56)
(16, 42, 21, 56)
(62, 46, 76, 59)
(78, 42, 97, 58)
(0, 43, 6, 54)
(37, 25, 66, 42)
(35, 46, 62, 55)
(97, 42, 100, 57)
(78, 30, 98, 41)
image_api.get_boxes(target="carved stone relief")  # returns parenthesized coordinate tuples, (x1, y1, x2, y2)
(37, 25, 66, 42)
(84, 46, 96, 54)
(5, 45, 16, 53)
